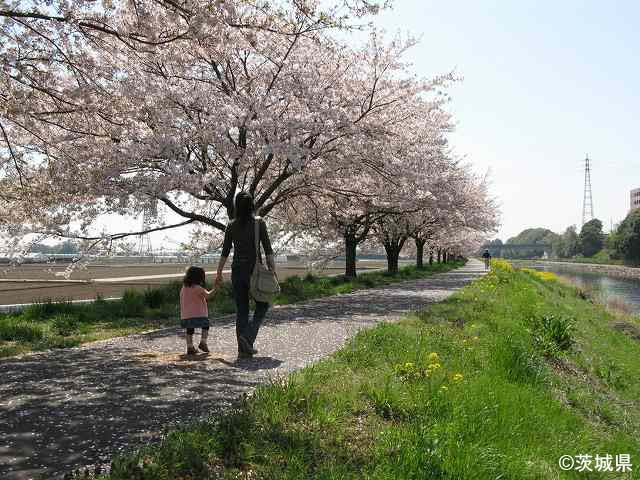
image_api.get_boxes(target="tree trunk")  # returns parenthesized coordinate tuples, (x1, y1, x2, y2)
(384, 244, 400, 274)
(429, 250, 434, 265)
(443, 251, 448, 263)
(437, 248, 441, 263)
(415, 238, 425, 269)
(345, 233, 358, 279)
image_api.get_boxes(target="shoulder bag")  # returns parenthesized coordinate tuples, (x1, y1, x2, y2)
(250, 217, 280, 302)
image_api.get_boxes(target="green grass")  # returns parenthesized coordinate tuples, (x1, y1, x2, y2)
(0, 260, 464, 358)
(0, 292, 179, 358)
(97, 259, 640, 480)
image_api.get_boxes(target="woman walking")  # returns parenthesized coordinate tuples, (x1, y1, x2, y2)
(215, 192, 276, 358)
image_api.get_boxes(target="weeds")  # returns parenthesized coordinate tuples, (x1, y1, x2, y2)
(529, 314, 575, 357)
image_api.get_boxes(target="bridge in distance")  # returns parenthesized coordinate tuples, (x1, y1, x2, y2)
(483, 243, 552, 258)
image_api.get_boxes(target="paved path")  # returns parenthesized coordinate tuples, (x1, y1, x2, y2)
(0, 260, 486, 479)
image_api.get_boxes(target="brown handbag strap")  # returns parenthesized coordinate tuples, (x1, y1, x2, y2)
(254, 216, 262, 264)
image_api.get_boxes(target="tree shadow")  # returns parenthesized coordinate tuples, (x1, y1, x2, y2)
(0, 342, 278, 479)
(231, 356, 284, 371)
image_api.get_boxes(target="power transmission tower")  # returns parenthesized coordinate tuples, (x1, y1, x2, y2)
(137, 205, 155, 257)
(581, 155, 594, 227)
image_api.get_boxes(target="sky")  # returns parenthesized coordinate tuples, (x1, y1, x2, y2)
(373, 0, 640, 241)
(101, 0, 640, 249)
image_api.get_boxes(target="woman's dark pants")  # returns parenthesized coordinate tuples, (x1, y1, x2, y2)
(232, 265, 269, 351)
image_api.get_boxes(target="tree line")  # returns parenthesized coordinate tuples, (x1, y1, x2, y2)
(487, 209, 640, 265)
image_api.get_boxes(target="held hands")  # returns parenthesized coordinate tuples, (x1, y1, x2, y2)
(214, 272, 224, 289)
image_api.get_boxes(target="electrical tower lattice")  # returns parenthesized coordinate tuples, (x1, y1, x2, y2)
(581, 155, 594, 227)
(137, 205, 155, 256)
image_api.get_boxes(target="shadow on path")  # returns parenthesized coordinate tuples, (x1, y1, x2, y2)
(0, 260, 485, 479)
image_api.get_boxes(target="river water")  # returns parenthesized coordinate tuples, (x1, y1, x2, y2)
(526, 263, 640, 315)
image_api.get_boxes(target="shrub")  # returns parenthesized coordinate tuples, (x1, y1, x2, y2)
(143, 288, 166, 308)
(520, 268, 558, 282)
(22, 299, 76, 320)
(0, 316, 48, 342)
(491, 259, 514, 273)
(121, 289, 146, 317)
(529, 314, 575, 357)
(209, 283, 236, 315)
(355, 275, 377, 287)
(89, 297, 121, 321)
(158, 281, 183, 303)
(155, 303, 179, 319)
(328, 274, 348, 286)
(280, 275, 305, 299)
(51, 314, 81, 336)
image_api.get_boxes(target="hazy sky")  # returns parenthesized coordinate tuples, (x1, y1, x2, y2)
(374, 0, 640, 240)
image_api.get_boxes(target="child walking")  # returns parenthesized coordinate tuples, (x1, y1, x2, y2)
(180, 266, 214, 355)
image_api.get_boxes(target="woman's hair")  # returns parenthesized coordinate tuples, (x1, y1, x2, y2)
(183, 266, 206, 287)
(234, 191, 254, 224)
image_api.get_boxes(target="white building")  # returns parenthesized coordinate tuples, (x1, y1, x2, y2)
(631, 188, 640, 212)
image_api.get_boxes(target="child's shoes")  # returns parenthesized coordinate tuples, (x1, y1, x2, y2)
(198, 329, 210, 353)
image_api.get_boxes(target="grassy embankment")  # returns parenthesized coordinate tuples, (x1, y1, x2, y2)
(0, 260, 464, 358)
(100, 259, 639, 480)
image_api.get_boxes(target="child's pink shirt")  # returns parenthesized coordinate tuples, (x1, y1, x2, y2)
(180, 285, 208, 319)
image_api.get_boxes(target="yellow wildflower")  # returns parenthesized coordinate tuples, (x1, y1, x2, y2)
(452, 373, 464, 382)
(440, 385, 448, 391)
(473, 336, 479, 341)
(427, 352, 440, 362)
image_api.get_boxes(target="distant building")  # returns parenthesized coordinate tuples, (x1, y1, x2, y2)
(631, 188, 640, 212)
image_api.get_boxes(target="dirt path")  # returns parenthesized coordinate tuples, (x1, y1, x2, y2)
(0, 260, 486, 479)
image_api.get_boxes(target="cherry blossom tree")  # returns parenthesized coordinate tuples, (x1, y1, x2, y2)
(1, 0, 501, 276)
(357, 97, 456, 274)
(412, 165, 499, 267)
(371, 155, 499, 272)
(290, 91, 456, 277)
(0, 1, 394, 247)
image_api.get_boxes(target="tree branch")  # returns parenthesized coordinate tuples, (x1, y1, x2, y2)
(159, 196, 226, 231)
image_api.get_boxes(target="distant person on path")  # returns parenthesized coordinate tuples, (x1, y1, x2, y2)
(216, 192, 276, 358)
(180, 266, 214, 355)
(482, 249, 491, 270)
